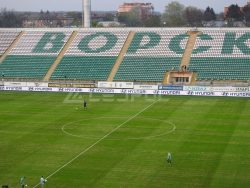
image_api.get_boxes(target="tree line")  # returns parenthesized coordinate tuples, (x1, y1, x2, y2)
(1, 1, 250, 27)
(118, 1, 250, 27)
(0, 8, 23, 27)
(119, 1, 250, 27)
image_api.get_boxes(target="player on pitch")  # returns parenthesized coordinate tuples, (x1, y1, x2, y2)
(40, 176, 47, 188)
(83, 100, 87, 110)
(167, 152, 172, 166)
(20, 176, 25, 188)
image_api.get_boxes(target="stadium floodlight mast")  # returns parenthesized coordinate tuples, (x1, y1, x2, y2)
(82, 0, 91, 28)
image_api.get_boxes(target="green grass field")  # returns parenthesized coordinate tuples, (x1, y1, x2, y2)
(0, 91, 250, 188)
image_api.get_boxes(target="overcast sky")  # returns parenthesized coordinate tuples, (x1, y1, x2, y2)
(0, 0, 247, 13)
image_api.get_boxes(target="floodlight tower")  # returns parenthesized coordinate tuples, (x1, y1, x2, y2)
(82, 0, 91, 28)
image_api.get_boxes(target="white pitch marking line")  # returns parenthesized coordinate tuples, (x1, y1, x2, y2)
(32, 99, 159, 188)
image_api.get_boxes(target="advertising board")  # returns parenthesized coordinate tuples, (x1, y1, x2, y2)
(1, 86, 250, 98)
(4, 82, 48, 87)
(158, 85, 183, 91)
(98, 82, 134, 89)
(134, 85, 158, 90)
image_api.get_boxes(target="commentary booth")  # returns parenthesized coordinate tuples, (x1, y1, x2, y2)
(163, 65, 196, 85)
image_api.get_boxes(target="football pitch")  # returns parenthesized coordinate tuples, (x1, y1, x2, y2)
(0, 91, 250, 188)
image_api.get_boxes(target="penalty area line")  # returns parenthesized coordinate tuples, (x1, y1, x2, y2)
(32, 99, 160, 188)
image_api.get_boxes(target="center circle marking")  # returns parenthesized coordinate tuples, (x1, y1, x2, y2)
(61, 116, 176, 140)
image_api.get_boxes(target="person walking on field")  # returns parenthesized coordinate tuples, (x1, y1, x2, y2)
(167, 152, 172, 166)
(40, 176, 47, 188)
(20, 176, 25, 188)
(83, 100, 87, 110)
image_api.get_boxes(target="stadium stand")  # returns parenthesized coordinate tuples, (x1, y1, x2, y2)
(0, 28, 250, 83)
(114, 28, 189, 82)
(0, 30, 72, 79)
(51, 29, 130, 81)
(189, 29, 250, 81)
(0, 30, 20, 56)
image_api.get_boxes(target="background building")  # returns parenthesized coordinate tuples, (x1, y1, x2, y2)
(118, 2, 154, 20)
